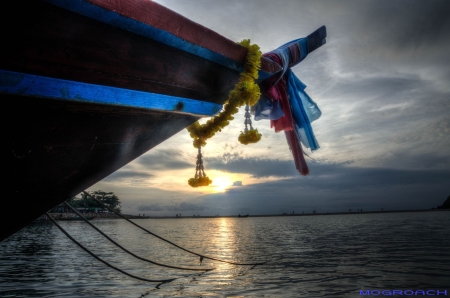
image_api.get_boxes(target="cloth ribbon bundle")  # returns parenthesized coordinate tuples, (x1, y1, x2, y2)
(252, 38, 321, 175)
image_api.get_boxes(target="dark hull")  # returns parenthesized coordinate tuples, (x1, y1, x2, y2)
(2, 0, 249, 241)
(6, 94, 197, 241)
(2, 0, 325, 241)
(0, 1, 242, 106)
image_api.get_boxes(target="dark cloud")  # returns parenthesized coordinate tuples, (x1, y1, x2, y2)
(331, 75, 421, 101)
(276, 164, 449, 191)
(207, 154, 450, 187)
(166, 202, 208, 211)
(366, 151, 450, 171)
(103, 171, 153, 181)
(197, 156, 449, 214)
(349, 0, 450, 50)
(136, 149, 192, 170)
(200, 168, 449, 215)
(138, 202, 208, 212)
(206, 156, 298, 178)
(138, 204, 164, 212)
(232, 181, 243, 186)
(317, 0, 450, 65)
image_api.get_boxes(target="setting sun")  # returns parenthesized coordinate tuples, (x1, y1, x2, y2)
(210, 175, 233, 193)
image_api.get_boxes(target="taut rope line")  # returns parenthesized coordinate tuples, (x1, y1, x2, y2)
(46, 212, 175, 283)
(64, 202, 214, 271)
(83, 191, 267, 266)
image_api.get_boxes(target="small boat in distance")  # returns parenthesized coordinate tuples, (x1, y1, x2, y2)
(237, 214, 249, 218)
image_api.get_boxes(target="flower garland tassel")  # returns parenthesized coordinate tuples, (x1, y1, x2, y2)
(187, 40, 262, 187)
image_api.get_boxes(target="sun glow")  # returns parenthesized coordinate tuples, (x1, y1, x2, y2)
(211, 175, 233, 193)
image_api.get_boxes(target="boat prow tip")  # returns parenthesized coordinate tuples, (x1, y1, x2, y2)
(307, 25, 327, 53)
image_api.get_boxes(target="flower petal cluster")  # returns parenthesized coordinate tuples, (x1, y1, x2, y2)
(238, 129, 262, 145)
(188, 176, 212, 188)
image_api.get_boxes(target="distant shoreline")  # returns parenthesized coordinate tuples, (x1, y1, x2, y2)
(44, 208, 448, 221)
(126, 208, 449, 219)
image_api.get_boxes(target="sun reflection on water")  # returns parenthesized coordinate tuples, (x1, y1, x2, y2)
(212, 218, 236, 273)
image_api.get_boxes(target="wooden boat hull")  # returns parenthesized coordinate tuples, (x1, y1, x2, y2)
(1, 0, 325, 241)
(1, 1, 242, 105)
(2, 0, 247, 241)
(7, 94, 197, 241)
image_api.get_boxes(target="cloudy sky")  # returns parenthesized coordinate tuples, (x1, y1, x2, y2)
(88, 0, 450, 216)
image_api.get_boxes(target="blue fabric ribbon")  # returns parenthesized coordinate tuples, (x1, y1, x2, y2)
(286, 70, 321, 150)
(253, 95, 284, 121)
(253, 38, 321, 151)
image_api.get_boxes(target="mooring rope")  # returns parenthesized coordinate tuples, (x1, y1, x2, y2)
(83, 191, 267, 266)
(46, 212, 175, 283)
(63, 202, 214, 271)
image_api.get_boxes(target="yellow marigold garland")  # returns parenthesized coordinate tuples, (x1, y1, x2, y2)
(186, 40, 262, 187)
(239, 128, 262, 145)
(188, 176, 212, 188)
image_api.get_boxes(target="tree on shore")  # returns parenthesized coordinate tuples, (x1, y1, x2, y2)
(51, 191, 121, 213)
(80, 190, 121, 212)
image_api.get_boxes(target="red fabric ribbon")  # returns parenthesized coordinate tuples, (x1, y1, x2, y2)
(285, 130, 309, 176)
(263, 53, 294, 132)
(288, 43, 301, 67)
(262, 52, 309, 176)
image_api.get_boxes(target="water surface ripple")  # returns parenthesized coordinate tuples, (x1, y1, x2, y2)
(1, 212, 449, 297)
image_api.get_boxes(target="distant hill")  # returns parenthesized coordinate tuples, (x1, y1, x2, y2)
(437, 195, 450, 209)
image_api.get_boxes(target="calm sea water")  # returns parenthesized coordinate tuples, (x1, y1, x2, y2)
(1, 211, 449, 297)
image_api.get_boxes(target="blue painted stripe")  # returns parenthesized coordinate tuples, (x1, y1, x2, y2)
(0, 70, 222, 117)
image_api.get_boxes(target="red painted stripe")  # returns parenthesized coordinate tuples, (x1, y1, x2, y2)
(85, 0, 281, 75)
(86, 0, 246, 62)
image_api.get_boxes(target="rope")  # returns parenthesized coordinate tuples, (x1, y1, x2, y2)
(83, 191, 267, 266)
(63, 202, 214, 271)
(46, 212, 175, 283)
